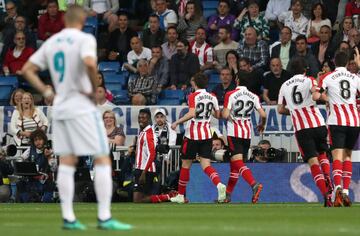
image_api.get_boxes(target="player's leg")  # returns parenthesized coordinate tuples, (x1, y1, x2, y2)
(308, 157, 331, 206)
(198, 139, 226, 203)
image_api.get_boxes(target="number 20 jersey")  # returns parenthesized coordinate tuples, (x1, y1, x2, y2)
(185, 89, 219, 140)
(278, 75, 325, 132)
(224, 86, 261, 139)
(320, 67, 360, 127)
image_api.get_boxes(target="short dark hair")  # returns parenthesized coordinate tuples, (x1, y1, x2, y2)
(149, 14, 160, 21)
(47, 0, 58, 6)
(30, 129, 48, 146)
(218, 0, 230, 7)
(295, 34, 307, 43)
(218, 25, 231, 34)
(289, 57, 307, 74)
(320, 25, 332, 32)
(167, 25, 177, 33)
(151, 44, 162, 50)
(193, 72, 208, 89)
(282, 26, 292, 35)
(239, 57, 251, 65)
(334, 51, 349, 67)
(177, 38, 189, 47)
(258, 139, 271, 146)
(139, 108, 152, 118)
(117, 12, 128, 18)
(311, 3, 327, 20)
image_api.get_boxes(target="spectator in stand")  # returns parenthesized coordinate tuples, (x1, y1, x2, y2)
(311, 25, 334, 66)
(224, 50, 240, 81)
(107, 13, 137, 64)
(347, 57, 359, 74)
(189, 27, 214, 73)
(39, 85, 54, 106)
(332, 16, 354, 49)
(278, 0, 308, 40)
(37, 0, 64, 41)
(123, 36, 152, 74)
(177, 0, 206, 42)
(213, 26, 239, 70)
(262, 58, 291, 105)
(161, 26, 179, 60)
(169, 39, 200, 90)
(306, 3, 332, 44)
(345, 0, 360, 17)
(317, 59, 335, 83)
(9, 88, 25, 107)
(237, 57, 263, 96)
(300, 0, 321, 19)
(0, 1, 18, 36)
(128, 59, 158, 105)
(211, 67, 236, 106)
(271, 26, 296, 69)
(207, 0, 238, 46)
(170, 0, 202, 17)
(3, 31, 35, 76)
(1, 15, 36, 60)
(96, 85, 115, 108)
(237, 27, 269, 71)
(142, 14, 166, 49)
(10, 92, 48, 146)
(264, 0, 291, 22)
(287, 35, 319, 77)
(233, 0, 269, 42)
(96, 72, 113, 102)
(148, 45, 169, 89)
(83, 0, 119, 32)
(348, 28, 360, 49)
(155, 0, 178, 31)
(227, 0, 248, 17)
(103, 110, 125, 146)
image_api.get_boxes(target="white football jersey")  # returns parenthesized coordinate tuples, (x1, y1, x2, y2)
(321, 67, 360, 126)
(29, 28, 98, 120)
(224, 86, 261, 139)
(278, 74, 326, 131)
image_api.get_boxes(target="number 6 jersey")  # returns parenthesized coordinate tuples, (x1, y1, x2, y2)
(224, 86, 261, 139)
(185, 89, 219, 140)
(278, 74, 326, 131)
(320, 67, 360, 127)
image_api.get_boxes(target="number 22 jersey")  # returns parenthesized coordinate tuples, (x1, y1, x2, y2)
(185, 89, 219, 140)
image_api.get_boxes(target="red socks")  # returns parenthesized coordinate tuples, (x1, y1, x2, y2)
(226, 160, 240, 194)
(332, 160, 343, 187)
(310, 164, 328, 196)
(178, 168, 190, 195)
(150, 194, 170, 203)
(237, 160, 256, 187)
(204, 166, 221, 186)
(342, 160, 352, 191)
(317, 153, 330, 176)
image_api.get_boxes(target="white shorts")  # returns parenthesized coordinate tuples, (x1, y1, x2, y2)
(52, 111, 109, 157)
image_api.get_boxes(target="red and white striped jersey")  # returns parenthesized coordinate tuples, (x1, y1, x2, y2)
(135, 125, 157, 172)
(190, 41, 213, 66)
(278, 74, 326, 132)
(185, 89, 219, 140)
(321, 67, 360, 127)
(224, 86, 261, 139)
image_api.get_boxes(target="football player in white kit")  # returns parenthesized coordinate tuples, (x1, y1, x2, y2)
(21, 5, 132, 231)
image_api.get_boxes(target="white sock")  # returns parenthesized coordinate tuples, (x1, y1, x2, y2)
(343, 189, 349, 195)
(94, 164, 112, 221)
(57, 165, 76, 222)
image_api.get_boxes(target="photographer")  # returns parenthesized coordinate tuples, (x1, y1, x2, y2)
(248, 140, 287, 163)
(0, 150, 14, 202)
(17, 129, 56, 202)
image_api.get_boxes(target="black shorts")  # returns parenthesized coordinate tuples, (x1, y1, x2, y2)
(180, 137, 212, 160)
(227, 136, 251, 157)
(295, 126, 328, 162)
(328, 125, 360, 150)
(133, 169, 157, 195)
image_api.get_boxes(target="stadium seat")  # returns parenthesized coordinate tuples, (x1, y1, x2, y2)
(85, 16, 98, 28)
(209, 73, 220, 84)
(159, 89, 185, 100)
(202, 1, 218, 9)
(203, 9, 217, 20)
(103, 72, 127, 89)
(83, 25, 96, 36)
(84, 17, 98, 37)
(158, 99, 182, 105)
(112, 90, 130, 105)
(98, 61, 121, 73)
(0, 76, 18, 105)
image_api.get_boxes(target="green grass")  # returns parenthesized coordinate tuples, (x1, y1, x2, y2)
(0, 203, 359, 236)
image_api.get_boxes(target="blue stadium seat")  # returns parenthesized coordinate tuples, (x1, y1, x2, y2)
(112, 90, 130, 105)
(159, 89, 185, 100)
(203, 9, 217, 20)
(0, 76, 18, 105)
(103, 72, 127, 89)
(83, 25, 96, 36)
(158, 99, 182, 105)
(85, 16, 98, 28)
(209, 73, 220, 84)
(202, 1, 218, 9)
(98, 61, 121, 73)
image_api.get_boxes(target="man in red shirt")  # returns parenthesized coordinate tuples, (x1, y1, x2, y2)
(37, 0, 64, 41)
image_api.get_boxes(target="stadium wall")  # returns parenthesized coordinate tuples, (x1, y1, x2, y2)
(1, 105, 360, 160)
(187, 163, 360, 203)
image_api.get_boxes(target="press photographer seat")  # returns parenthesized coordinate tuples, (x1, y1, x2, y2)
(14, 162, 40, 176)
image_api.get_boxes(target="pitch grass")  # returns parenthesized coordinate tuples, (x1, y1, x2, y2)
(0, 203, 359, 236)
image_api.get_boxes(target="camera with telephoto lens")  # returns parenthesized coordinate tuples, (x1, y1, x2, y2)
(251, 146, 287, 162)
(44, 140, 52, 150)
(0, 144, 17, 160)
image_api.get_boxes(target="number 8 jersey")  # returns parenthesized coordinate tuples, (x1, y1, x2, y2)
(224, 86, 261, 139)
(278, 74, 326, 131)
(185, 89, 219, 140)
(320, 67, 360, 127)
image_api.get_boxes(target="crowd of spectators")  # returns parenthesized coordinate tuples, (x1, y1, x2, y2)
(0, 0, 360, 107)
